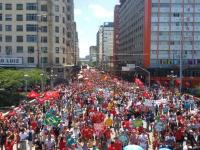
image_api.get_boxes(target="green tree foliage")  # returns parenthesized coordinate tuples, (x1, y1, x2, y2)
(0, 69, 47, 91)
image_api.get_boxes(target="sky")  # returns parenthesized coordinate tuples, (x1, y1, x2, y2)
(74, 0, 119, 58)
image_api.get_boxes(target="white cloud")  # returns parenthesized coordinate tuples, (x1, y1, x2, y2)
(88, 4, 113, 18)
(74, 9, 82, 16)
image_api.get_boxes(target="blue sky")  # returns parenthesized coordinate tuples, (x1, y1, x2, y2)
(74, 0, 119, 58)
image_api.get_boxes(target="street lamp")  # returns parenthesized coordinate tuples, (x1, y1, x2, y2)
(50, 69, 57, 89)
(40, 73, 44, 91)
(24, 74, 29, 94)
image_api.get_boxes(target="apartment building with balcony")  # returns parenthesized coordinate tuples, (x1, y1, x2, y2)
(0, 0, 78, 79)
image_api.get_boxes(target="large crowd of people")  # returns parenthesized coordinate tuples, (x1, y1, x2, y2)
(0, 68, 200, 150)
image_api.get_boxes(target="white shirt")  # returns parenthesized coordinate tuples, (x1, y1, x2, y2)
(45, 138, 55, 150)
(19, 132, 28, 141)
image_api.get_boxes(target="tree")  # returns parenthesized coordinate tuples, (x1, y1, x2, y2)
(0, 69, 47, 91)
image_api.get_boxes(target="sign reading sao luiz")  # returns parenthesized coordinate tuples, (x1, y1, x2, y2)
(0, 57, 23, 65)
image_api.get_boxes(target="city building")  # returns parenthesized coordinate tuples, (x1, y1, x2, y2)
(117, 0, 200, 87)
(0, 0, 78, 80)
(89, 46, 97, 62)
(113, 5, 120, 73)
(96, 26, 103, 66)
(96, 22, 114, 71)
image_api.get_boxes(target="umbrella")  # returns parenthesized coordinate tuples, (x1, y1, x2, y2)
(27, 90, 40, 99)
(124, 145, 144, 150)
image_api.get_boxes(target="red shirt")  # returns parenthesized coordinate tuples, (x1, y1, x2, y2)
(108, 145, 117, 150)
(114, 140, 122, 150)
(5, 141, 15, 150)
(104, 129, 111, 140)
(59, 139, 66, 150)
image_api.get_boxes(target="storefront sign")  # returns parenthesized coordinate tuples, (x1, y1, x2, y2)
(0, 58, 23, 65)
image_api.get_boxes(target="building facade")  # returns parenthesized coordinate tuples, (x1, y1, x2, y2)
(89, 46, 97, 62)
(113, 5, 120, 73)
(117, 0, 200, 87)
(96, 22, 114, 71)
(0, 0, 78, 79)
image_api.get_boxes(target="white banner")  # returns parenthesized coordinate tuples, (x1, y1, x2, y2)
(0, 57, 23, 65)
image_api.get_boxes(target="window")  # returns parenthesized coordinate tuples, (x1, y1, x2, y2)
(55, 47, 59, 53)
(41, 36, 47, 43)
(41, 26, 47, 32)
(16, 15, 23, 21)
(41, 57, 48, 63)
(5, 4, 12, 10)
(41, 4, 47, 11)
(55, 16, 59, 22)
(0, 14, 2, 21)
(0, 46, 1, 53)
(41, 15, 47, 22)
(41, 47, 48, 53)
(62, 17, 65, 23)
(16, 4, 23, 10)
(63, 38, 65, 44)
(28, 57, 34, 63)
(55, 5, 59, 12)
(55, 37, 59, 43)
(63, 58, 65, 63)
(5, 46, 12, 55)
(5, 36, 12, 42)
(67, 32, 71, 38)
(62, 7, 65, 13)
(173, 13, 180, 17)
(55, 57, 59, 64)
(63, 28, 65, 34)
(5, 25, 12, 31)
(26, 24, 37, 32)
(26, 3, 37, 10)
(28, 46, 34, 53)
(0, 3, 2, 10)
(0, 34, 2, 42)
(0, 24, 2, 31)
(55, 26, 59, 33)
(16, 46, 23, 53)
(5, 14, 12, 21)
(16, 36, 23, 42)
(26, 35, 37, 42)
(26, 14, 37, 21)
(16, 25, 23, 31)
(67, 15, 71, 21)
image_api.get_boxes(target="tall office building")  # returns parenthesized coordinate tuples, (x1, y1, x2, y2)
(113, 5, 120, 73)
(117, 0, 200, 86)
(89, 46, 97, 62)
(0, 0, 78, 79)
(96, 22, 114, 71)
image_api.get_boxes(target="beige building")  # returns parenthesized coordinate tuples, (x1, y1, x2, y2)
(96, 22, 114, 71)
(0, 0, 78, 79)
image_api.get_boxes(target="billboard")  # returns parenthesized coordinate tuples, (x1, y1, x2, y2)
(0, 57, 23, 65)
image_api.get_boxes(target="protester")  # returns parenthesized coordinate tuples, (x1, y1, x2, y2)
(0, 68, 199, 150)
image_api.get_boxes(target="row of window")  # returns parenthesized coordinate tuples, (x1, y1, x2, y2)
(151, 59, 200, 65)
(0, 46, 67, 54)
(0, 14, 71, 22)
(0, 3, 72, 13)
(0, 24, 47, 32)
(0, 25, 69, 35)
(0, 3, 43, 11)
(0, 35, 63, 43)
